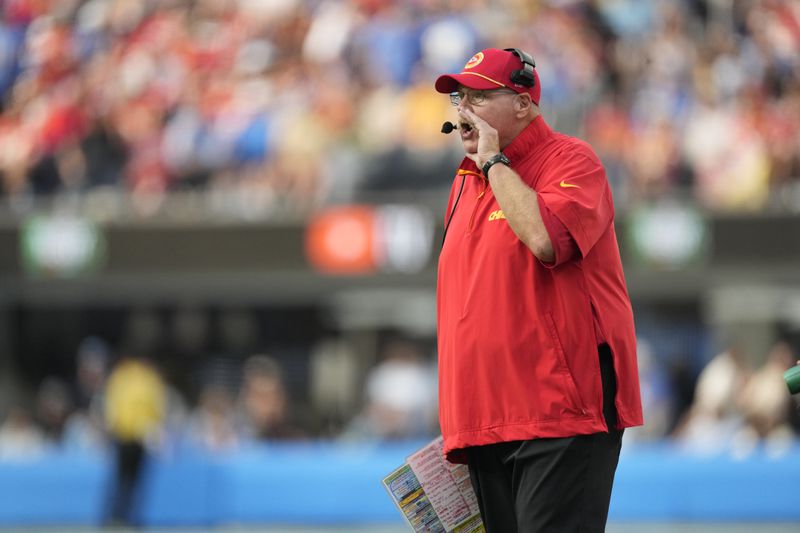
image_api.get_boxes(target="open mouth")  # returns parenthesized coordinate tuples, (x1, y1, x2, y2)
(459, 121, 474, 134)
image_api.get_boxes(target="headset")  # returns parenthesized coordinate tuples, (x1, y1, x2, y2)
(503, 48, 536, 88)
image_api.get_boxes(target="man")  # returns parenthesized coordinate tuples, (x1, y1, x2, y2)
(434, 48, 643, 532)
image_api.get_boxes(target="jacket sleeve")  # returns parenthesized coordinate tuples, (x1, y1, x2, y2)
(536, 142, 614, 258)
(537, 194, 580, 268)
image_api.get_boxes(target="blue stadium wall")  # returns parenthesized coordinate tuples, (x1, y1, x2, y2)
(0, 440, 798, 526)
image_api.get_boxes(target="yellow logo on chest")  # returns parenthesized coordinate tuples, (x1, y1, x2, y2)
(488, 210, 506, 221)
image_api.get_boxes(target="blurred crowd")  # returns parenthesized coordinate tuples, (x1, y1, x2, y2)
(0, 332, 441, 462)
(0, 329, 798, 464)
(631, 337, 800, 454)
(0, 0, 797, 213)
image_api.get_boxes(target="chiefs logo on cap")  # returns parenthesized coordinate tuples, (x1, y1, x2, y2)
(464, 52, 484, 69)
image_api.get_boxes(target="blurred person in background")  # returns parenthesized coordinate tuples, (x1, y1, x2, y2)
(34, 376, 74, 444)
(239, 354, 304, 442)
(0, 406, 46, 460)
(737, 340, 797, 449)
(624, 339, 675, 443)
(104, 354, 166, 526)
(63, 336, 110, 451)
(344, 336, 437, 440)
(434, 47, 643, 533)
(72, 336, 110, 416)
(185, 383, 239, 453)
(673, 343, 750, 453)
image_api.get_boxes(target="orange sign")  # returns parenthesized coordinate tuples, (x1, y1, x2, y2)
(305, 206, 378, 274)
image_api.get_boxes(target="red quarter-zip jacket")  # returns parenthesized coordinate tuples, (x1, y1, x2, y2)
(436, 116, 643, 463)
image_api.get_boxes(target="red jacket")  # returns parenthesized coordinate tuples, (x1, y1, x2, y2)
(436, 116, 643, 463)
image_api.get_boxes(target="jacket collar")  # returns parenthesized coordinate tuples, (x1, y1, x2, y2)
(502, 115, 553, 163)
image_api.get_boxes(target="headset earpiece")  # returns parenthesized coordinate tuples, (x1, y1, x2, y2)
(503, 48, 536, 88)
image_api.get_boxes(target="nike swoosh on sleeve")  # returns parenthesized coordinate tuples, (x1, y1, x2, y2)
(559, 180, 581, 188)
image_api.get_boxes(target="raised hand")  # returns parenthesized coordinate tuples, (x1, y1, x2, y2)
(458, 107, 500, 169)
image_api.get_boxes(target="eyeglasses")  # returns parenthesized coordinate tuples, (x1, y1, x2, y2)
(449, 88, 519, 106)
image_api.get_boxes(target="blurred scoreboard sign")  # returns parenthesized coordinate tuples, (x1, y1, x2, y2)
(1, 199, 799, 304)
(20, 214, 106, 277)
(626, 203, 709, 269)
(305, 204, 435, 275)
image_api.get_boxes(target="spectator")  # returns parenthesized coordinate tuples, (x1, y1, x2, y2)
(738, 341, 796, 445)
(34, 377, 73, 444)
(0, 406, 46, 460)
(185, 383, 239, 453)
(239, 355, 304, 441)
(345, 337, 437, 440)
(673, 345, 750, 452)
(73, 336, 110, 411)
(626, 340, 675, 443)
(63, 336, 110, 451)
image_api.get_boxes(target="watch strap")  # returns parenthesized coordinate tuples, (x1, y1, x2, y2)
(482, 152, 511, 177)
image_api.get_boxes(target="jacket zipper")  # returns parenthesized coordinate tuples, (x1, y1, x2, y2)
(467, 175, 489, 233)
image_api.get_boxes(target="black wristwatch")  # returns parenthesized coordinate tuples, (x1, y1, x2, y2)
(482, 152, 511, 177)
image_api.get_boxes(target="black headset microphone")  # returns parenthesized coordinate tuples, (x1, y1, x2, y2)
(441, 121, 457, 134)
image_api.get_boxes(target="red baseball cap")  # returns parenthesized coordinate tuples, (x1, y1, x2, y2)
(434, 48, 541, 105)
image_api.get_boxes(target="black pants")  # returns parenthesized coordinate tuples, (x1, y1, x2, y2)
(467, 345, 623, 533)
(109, 440, 145, 525)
